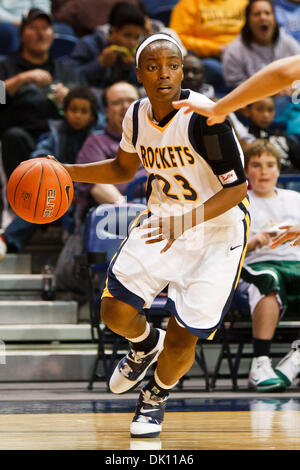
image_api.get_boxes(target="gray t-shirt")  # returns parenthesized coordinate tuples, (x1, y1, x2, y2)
(222, 28, 300, 87)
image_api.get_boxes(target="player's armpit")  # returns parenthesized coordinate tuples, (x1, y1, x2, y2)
(113, 147, 141, 182)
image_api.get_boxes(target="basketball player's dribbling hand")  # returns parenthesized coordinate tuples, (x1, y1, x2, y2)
(172, 95, 226, 125)
(42, 155, 65, 169)
(42, 155, 58, 162)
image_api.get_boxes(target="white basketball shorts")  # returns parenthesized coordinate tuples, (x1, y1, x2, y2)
(102, 211, 249, 339)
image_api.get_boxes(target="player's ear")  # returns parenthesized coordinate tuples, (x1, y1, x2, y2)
(136, 66, 142, 84)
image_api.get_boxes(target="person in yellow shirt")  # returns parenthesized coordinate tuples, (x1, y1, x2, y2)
(170, 0, 248, 94)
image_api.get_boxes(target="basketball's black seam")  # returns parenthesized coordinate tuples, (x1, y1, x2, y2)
(12, 161, 40, 209)
(33, 163, 44, 222)
(48, 161, 63, 219)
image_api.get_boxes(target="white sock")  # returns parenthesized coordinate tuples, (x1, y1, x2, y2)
(155, 369, 178, 390)
(126, 322, 150, 343)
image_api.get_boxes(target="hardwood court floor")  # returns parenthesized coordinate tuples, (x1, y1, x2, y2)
(0, 410, 300, 450)
(0, 384, 299, 450)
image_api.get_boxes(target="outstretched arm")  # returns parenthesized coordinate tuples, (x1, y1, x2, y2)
(63, 147, 141, 185)
(173, 54, 300, 125)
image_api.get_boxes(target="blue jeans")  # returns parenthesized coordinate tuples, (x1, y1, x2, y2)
(4, 208, 75, 252)
(4, 216, 36, 252)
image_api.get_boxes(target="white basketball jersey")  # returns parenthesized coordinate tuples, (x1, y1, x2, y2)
(120, 91, 248, 227)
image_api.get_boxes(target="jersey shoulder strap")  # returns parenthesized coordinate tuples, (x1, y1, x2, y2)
(132, 98, 144, 148)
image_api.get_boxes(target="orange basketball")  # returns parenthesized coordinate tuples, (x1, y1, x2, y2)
(7, 157, 74, 224)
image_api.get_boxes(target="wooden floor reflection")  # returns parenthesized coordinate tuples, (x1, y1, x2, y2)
(0, 410, 299, 450)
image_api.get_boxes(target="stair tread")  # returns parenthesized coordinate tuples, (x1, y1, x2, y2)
(0, 323, 91, 341)
(0, 254, 31, 274)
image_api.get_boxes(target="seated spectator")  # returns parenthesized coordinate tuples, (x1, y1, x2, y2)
(0, 1, 51, 54)
(222, 0, 300, 89)
(274, 0, 300, 43)
(170, 0, 248, 94)
(182, 51, 215, 99)
(52, 0, 141, 38)
(240, 139, 300, 392)
(65, 2, 145, 89)
(98, 2, 186, 57)
(0, 8, 85, 181)
(0, 86, 99, 260)
(76, 81, 147, 218)
(243, 97, 300, 172)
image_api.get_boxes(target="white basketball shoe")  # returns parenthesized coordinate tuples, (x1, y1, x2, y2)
(275, 340, 300, 387)
(248, 356, 286, 392)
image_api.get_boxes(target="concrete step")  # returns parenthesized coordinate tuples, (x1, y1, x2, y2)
(0, 343, 246, 382)
(0, 274, 43, 290)
(0, 324, 92, 342)
(0, 274, 46, 300)
(0, 340, 294, 382)
(0, 254, 31, 274)
(0, 345, 99, 381)
(0, 300, 78, 324)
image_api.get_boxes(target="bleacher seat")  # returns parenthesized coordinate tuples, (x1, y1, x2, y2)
(50, 33, 77, 59)
(126, 174, 147, 203)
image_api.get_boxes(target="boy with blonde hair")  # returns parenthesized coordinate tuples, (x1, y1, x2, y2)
(241, 139, 300, 392)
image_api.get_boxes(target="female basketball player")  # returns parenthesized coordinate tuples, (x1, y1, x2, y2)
(61, 33, 248, 438)
(172, 54, 300, 249)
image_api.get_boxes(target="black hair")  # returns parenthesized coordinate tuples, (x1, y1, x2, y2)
(108, 2, 145, 29)
(63, 87, 99, 120)
(136, 33, 183, 66)
(185, 50, 198, 58)
(248, 96, 275, 107)
(135, 0, 149, 17)
(183, 50, 204, 66)
(241, 0, 279, 47)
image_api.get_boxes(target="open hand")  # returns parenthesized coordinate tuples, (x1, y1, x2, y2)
(270, 225, 300, 249)
(53, 83, 69, 105)
(140, 213, 186, 253)
(98, 46, 118, 66)
(173, 95, 226, 125)
(23, 69, 52, 87)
